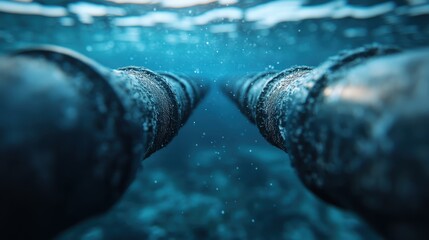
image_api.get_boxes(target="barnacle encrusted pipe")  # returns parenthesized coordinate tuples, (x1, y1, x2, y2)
(223, 45, 429, 239)
(0, 46, 207, 239)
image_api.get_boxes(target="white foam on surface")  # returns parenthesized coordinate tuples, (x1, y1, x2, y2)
(248, 1, 340, 28)
(332, 2, 395, 19)
(191, 7, 243, 25)
(246, 0, 396, 28)
(113, 7, 242, 28)
(0, 1, 66, 17)
(162, 0, 218, 8)
(107, 0, 156, 4)
(68, 2, 126, 24)
(114, 12, 179, 26)
(0, 0, 426, 30)
(106, 0, 238, 8)
(245, 0, 304, 22)
(68, 2, 126, 17)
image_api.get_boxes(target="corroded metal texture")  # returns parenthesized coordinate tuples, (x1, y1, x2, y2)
(0, 46, 206, 239)
(223, 45, 429, 239)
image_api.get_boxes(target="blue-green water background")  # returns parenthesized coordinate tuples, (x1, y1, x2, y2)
(1, 0, 429, 239)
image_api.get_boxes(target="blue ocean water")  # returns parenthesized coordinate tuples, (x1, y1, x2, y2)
(1, 0, 429, 239)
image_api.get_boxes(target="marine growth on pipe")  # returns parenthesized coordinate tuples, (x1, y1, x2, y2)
(223, 45, 429, 240)
(0, 46, 207, 239)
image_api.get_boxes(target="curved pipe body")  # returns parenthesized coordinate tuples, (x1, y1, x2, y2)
(223, 45, 429, 239)
(0, 46, 207, 239)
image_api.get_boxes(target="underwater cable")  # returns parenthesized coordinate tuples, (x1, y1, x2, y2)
(0, 46, 207, 239)
(223, 44, 429, 240)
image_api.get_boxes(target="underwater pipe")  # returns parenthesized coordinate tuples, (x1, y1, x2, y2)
(223, 45, 429, 240)
(0, 46, 207, 239)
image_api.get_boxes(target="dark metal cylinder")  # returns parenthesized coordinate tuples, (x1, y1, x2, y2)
(0, 46, 207, 239)
(223, 45, 429, 239)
